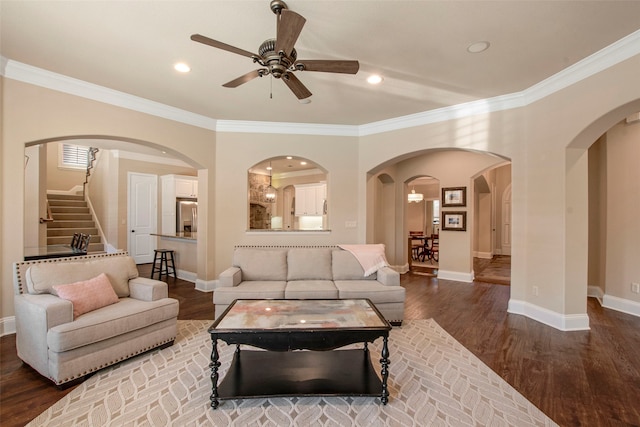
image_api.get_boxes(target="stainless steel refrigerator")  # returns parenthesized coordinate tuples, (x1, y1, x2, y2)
(176, 198, 198, 233)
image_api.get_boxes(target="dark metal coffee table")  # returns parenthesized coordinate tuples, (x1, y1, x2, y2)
(208, 299, 392, 409)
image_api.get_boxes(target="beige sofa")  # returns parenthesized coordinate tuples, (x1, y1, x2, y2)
(214, 247, 405, 324)
(13, 252, 179, 386)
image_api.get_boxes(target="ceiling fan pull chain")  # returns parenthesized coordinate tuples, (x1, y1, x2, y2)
(270, 74, 273, 99)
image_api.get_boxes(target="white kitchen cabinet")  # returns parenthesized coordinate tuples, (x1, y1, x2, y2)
(175, 177, 198, 198)
(294, 183, 326, 216)
(161, 175, 197, 234)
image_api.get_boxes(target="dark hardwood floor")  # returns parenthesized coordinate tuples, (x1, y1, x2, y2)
(2, 261, 640, 426)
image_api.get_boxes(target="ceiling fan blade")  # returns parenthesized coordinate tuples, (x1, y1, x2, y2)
(191, 34, 257, 59)
(282, 72, 312, 100)
(223, 70, 265, 88)
(275, 9, 306, 57)
(295, 60, 360, 74)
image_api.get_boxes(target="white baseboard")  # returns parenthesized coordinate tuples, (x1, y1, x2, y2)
(177, 269, 197, 283)
(602, 294, 640, 318)
(437, 269, 473, 283)
(473, 251, 493, 259)
(397, 263, 410, 274)
(1, 316, 16, 336)
(588, 285, 604, 304)
(195, 278, 216, 292)
(508, 299, 590, 331)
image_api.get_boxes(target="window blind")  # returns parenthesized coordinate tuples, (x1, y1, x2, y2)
(61, 144, 90, 169)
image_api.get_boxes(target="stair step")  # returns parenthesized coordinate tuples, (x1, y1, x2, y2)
(51, 213, 93, 221)
(47, 220, 95, 228)
(50, 206, 90, 214)
(47, 194, 84, 201)
(47, 228, 98, 236)
(88, 243, 105, 252)
(48, 200, 87, 207)
(48, 235, 101, 245)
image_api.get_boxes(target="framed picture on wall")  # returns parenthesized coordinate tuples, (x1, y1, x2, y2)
(441, 187, 466, 207)
(442, 211, 467, 231)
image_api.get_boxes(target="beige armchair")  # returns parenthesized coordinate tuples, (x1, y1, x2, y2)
(13, 252, 179, 386)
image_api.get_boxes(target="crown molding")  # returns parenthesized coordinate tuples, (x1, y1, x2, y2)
(1, 59, 218, 131)
(215, 120, 359, 137)
(2, 28, 639, 137)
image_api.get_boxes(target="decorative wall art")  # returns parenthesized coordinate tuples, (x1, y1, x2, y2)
(442, 211, 467, 231)
(442, 187, 466, 207)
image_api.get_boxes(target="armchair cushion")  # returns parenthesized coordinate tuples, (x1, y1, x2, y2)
(47, 298, 179, 353)
(25, 256, 138, 297)
(129, 277, 169, 301)
(52, 273, 119, 319)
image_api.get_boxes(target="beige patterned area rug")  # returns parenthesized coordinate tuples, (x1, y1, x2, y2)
(28, 320, 556, 426)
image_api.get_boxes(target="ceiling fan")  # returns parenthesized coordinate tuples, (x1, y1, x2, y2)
(190, 0, 359, 100)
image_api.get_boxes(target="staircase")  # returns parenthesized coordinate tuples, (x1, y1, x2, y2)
(47, 194, 104, 253)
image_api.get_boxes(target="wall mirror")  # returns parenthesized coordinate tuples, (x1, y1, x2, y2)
(248, 157, 328, 231)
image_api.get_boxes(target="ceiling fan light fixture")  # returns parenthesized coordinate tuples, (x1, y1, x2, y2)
(467, 41, 490, 54)
(367, 74, 383, 85)
(174, 62, 191, 73)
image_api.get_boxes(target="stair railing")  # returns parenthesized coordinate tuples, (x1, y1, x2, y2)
(39, 200, 54, 224)
(83, 147, 99, 197)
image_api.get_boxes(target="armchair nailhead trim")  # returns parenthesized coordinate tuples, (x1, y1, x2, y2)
(14, 252, 131, 295)
(54, 335, 176, 385)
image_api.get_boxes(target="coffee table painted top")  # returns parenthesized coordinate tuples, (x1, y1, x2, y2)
(213, 299, 389, 331)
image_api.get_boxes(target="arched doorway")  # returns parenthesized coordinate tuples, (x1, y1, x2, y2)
(566, 100, 640, 320)
(23, 135, 205, 269)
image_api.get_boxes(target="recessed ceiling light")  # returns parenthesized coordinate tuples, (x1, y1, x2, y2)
(174, 62, 191, 73)
(266, 166, 272, 170)
(286, 156, 293, 160)
(300, 161, 307, 165)
(367, 74, 383, 85)
(467, 41, 490, 54)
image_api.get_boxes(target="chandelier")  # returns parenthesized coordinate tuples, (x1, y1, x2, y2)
(407, 187, 423, 203)
(265, 163, 276, 202)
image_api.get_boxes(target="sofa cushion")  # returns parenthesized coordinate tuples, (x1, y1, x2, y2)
(287, 248, 333, 281)
(47, 297, 179, 353)
(52, 273, 119, 319)
(334, 280, 406, 304)
(233, 249, 288, 281)
(213, 281, 287, 305)
(25, 255, 138, 297)
(285, 280, 338, 299)
(332, 250, 377, 280)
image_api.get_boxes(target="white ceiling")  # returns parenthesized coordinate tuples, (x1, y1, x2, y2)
(2, 1, 640, 127)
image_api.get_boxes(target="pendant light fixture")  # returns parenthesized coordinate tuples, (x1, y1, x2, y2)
(265, 162, 276, 202)
(408, 186, 423, 203)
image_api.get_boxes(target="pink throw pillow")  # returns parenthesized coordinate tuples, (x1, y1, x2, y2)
(52, 273, 119, 319)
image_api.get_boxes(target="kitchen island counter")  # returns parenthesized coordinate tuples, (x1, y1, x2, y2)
(151, 232, 197, 242)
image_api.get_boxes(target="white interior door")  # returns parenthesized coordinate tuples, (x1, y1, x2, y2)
(128, 172, 157, 264)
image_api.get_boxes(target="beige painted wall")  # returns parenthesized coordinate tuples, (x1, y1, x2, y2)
(2, 51, 640, 330)
(2, 79, 216, 321)
(214, 132, 360, 271)
(604, 120, 640, 302)
(588, 135, 607, 291)
(46, 142, 86, 191)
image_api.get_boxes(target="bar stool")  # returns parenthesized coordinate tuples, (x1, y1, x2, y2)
(151, 249, 177, 280)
